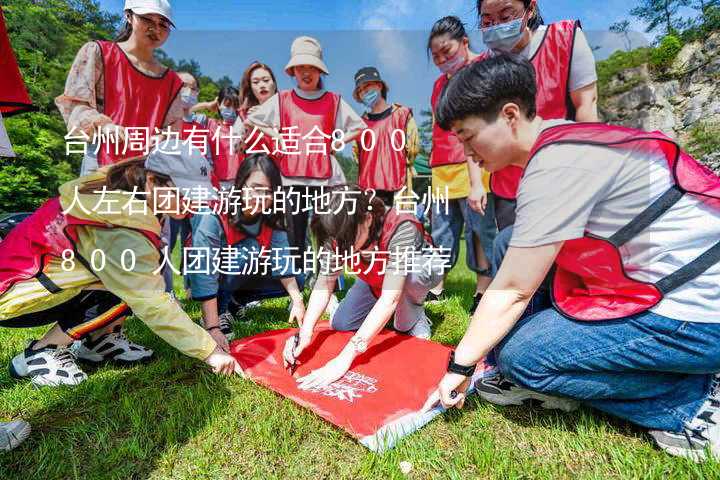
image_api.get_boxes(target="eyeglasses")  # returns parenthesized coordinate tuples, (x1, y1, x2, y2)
(133, 13, 172, 33)
(480, 8, 526, 29)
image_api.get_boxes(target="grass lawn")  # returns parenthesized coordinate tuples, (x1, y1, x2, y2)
(1, 245, 719, 479)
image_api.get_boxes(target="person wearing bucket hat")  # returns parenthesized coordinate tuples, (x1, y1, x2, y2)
(56, 0, 184, 175)
(246, 35, 366, 283)
(0, 144, 242, 391)
(351, 66, 420, 208)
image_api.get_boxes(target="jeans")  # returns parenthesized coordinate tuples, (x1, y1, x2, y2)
(496, 308, 720, 432)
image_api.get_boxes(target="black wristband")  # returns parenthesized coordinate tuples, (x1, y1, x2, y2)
(447, 351, 476, 377)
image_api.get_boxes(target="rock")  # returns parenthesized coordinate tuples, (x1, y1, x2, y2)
(700, 151, 720, 175)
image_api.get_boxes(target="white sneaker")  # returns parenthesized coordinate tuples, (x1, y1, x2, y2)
(0, 420, 30, 451)
(475, 373, 579, 412)
(71, 327, 153, 364)
(407, 313, 432, 340)
(217, 312, 236, 341)
(10, 342, 87, 387)
(325, 294, 340, 318)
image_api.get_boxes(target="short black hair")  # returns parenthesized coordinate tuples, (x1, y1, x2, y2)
(435, 53, 537, 130)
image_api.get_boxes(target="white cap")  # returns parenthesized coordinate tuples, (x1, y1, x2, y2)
(124, 0, 174, 27)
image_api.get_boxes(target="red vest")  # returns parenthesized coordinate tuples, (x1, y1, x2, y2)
(96, 41, 183, 166)
(357, 106, 412, 192)
(527, 123, 720, 321)
(430, 56, 484, 168)
(0, 197, 161, 297)
(217, 213, 274, 250)
(490, 20, 580, 208)
(277, 90, 340, 179)
(357, 209, 433, 298)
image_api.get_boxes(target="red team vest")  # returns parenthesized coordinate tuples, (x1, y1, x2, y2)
(357, 106, 413, 192)
(0, 197, 161, 297)
(357, 209, 433, 298)
(96, 40, 183, 166)
(430, 56, 484, 168)
(525, 123, 720, 321)
(217, 213, 274, 250)
(277, 90, 340, 179)
(488, 21, 580, 229)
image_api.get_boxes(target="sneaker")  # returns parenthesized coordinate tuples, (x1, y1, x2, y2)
(71, 326, 153, 364)
(470, 293, 483, 315)
(10, 342, 87, 387)
(426, 291, 446, 303)
(0, 420, 30, 451)
(407, 313, 432, 340)
(218, 312, 235, 340)
(650, 374, 720, 461)
(475, 373, 579, 412)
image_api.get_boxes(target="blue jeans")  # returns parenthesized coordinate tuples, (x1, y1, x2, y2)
(431, 195, 496, 274)
(497, 308, 720, 432)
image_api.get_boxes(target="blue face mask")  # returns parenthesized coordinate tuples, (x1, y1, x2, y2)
(219, 106, 237, 123)
(361, 89, 381, 109)
(482, 15, 526, 53)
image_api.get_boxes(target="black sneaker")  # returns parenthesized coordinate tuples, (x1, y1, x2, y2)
(475, 373, 579, 412)
(470, 293, 483, 315)
(10, 341, 87, 387)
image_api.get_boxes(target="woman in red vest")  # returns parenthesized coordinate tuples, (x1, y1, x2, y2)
(0, 145, 242, 390)
(427, 55, 720, 461)
(282, 186, 446, 389)
(56, 0, 183, 174)
(351, 66, 420, 207)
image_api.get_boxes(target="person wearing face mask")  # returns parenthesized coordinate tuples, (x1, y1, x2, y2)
(351, 67, 420, 207)
(474, 0, 599, 282)
(56, 0, 184, 175)
(427, 16, 497, 315)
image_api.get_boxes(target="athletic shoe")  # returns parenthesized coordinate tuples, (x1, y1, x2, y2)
(325, 294, 340, 319)
(71, 326, 153, 364)
(470, 293, 483, 315)
(0, 420, 30, 451)
(218, 312, 235, 340)
(475, 373, 579, 412)
(407, 313, 432, 340)
(426, 291, 446, 304)
(650, 374, 720, 461)
(10, 342, 87, 387)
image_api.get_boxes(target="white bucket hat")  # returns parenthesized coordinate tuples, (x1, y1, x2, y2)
(124, 0, 175, 27)
(284, 36, 329, 76)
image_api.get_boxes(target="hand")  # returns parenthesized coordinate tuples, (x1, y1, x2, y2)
(296, 350, 354, 390)
(204, 346, 244, 376)
(288, 299, 305, 326)
(423, 372, 471, 412)
(467, 187, 488, 215)
(208, 328, 230, 353)
(282, 332, 312, 369)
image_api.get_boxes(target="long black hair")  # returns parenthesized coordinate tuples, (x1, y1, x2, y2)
(231, 153, 284, 230)
(310, 185, 386, 254)
(476, 0, 544, 31)
(426, 16, 470, 59)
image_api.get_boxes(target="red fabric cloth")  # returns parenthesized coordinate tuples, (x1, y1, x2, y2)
(230, 325, 451, 442)
(0, 8, 34, 116)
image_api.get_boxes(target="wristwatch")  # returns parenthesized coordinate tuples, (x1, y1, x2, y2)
(447, 351, 476, 377)
(349, 335, 368, 354)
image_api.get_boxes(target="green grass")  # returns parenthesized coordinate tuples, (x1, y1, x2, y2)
(2, 246, 719, 479)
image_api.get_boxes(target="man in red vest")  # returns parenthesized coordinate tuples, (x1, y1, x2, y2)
(425, 54, 720, 461)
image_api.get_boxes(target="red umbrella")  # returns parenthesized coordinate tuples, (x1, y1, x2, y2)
(0, 6, 35, 116)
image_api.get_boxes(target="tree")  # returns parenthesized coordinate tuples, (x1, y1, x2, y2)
(610, 20, 633, 51)
(630, 0, 686, 36)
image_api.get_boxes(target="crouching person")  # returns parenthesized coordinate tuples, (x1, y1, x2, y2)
(283, 186, 446, 389)
(186, 153, 305, 350)
(0, 146, 242, 390)
(427, 54, 720, 461)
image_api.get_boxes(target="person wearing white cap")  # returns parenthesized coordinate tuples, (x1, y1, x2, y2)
(0, 144, 242, 394)
(245, 36, 366, 276)
(56, 0, 184, 175)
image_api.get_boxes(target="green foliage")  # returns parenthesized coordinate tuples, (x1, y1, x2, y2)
(649, 34, 683, 71)
(686, 121, 720, 158)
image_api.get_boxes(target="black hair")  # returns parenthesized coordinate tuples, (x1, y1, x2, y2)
(426, 16, 469, 58)
(476, 0, 544, 31)
(435, 53, 537, 130)
(310, 185, 386, 255)
(231, 153, 285, 230)
(115, 9, 133, 42)
(217, 86, 240, 110)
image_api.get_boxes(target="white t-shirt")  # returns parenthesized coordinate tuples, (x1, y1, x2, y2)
(247, 88, 366, 187)
(511, 120, 720, 323)
(517, 24, 598, 92)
